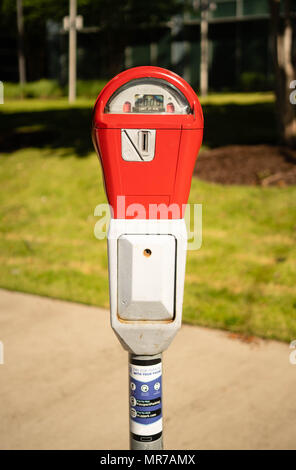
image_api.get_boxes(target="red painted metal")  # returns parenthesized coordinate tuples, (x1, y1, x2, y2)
(92, 66, 204, 219)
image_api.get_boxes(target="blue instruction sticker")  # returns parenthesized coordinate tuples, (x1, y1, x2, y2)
(129, 360, 162, 438)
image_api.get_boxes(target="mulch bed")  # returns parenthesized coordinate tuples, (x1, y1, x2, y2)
(195, 145, 296, 186)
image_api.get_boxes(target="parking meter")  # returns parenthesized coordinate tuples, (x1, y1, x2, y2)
(92, 66, 203, 450)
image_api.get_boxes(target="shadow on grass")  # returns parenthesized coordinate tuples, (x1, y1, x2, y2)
(204, 102, 276, 148)
(0, 107, 93, 157)
(0, 101, 277, 157)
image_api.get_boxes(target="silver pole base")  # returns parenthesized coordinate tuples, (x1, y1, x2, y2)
(130, 434, 163, 450)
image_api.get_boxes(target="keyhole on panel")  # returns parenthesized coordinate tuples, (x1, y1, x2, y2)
(143, 249, 152, 257)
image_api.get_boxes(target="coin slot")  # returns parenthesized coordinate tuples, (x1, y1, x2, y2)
(141, 131, 149, 153)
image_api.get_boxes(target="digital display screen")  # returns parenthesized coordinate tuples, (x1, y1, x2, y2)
(133, 94, 164, 113)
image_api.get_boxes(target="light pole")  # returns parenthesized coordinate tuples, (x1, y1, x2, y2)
(200, 0, 209, 97)
(16, 0, 26, 89)
(194, 0, 216, 96)
(68, 0, 77, 103)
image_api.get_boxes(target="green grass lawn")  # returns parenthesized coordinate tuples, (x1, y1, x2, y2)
(0, 95, 295, 342)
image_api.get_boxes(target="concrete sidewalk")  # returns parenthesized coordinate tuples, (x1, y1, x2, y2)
(0, 288, 295, 450)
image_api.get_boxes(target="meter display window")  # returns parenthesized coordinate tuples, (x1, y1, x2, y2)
(134, 94, 164, 113)
(105, 78, 192, 115)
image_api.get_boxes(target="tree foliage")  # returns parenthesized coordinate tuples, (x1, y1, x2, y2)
(1, 0, 183, 29)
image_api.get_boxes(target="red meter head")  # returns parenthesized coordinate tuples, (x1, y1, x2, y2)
(92, 66, 204, 219)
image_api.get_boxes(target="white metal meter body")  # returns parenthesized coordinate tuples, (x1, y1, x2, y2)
(108, 219, 187, 355)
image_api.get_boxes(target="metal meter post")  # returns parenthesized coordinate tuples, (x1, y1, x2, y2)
(129, 354, 163, 449)
(92, 67, 204, 450)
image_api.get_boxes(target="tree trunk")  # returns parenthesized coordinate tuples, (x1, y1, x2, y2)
(269, 0, 296, 147)
(16, 0, 26, 88)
